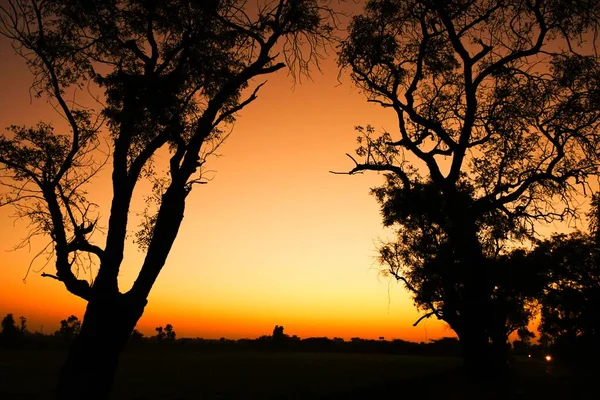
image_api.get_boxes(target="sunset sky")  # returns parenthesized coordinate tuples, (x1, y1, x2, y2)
(0, 1, 581, 342)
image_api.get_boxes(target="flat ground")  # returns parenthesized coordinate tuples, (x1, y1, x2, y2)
(0, 348, 595, 399)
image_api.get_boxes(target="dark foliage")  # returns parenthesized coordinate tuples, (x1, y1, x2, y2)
(336, 0, 600, 372)
(153, 324, 176, 342)
(529, 231, 600, 366)
(1, 314, 20, 343)
(0, 0, 335, 397)
(55, 315, 81, 340)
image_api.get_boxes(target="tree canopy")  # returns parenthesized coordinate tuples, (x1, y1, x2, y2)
(55, 315, 82, 339)
(0, 0, 335, 397)
(529, 201, 600, 364)
(0, 0, 334, 301)
(337, 0, 600, 367)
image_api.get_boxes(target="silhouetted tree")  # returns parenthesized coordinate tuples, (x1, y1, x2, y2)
(336, 0, 600, 373)
(272, 324, 288, 349)
(0, 1, 334, 397)
(517, 328, 535, 347)
(55, 315, 82, 339)
(154, 326, 166, 342)
(153, 324, 175, 342)
(164, 324, 176, 341)
(487, 249, 546, 344)
(129, 329, 144, 343)
(1, 314, 16, 332)
(0, 313, 19, 342)
(512, 327, 535, 355)
(531, 230, 600, 364)
(273, 325, 285, 339)
(19, 316, 27, 334)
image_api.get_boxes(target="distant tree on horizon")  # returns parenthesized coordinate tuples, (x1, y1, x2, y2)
(129, 329, 144, 343)
(18, 316, 27, 334)
(154, 326, 165, 342)
(0, 0, 334, 398)
(272, 325, 285, 338)
(154, 324, 176, 342)
(336, 0, 600, 375)
(517, 328, 535, 348)
(1, 313, 20, 342)
(55, 315, 82, 339)
(164, 324, 176, 341)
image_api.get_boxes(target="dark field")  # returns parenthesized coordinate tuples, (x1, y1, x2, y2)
(0, 348, 595, 399)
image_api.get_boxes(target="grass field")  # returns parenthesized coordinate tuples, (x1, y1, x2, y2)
(0, 348, 595, 399)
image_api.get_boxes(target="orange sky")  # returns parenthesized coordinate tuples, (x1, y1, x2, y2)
(0, 1, 582, 342)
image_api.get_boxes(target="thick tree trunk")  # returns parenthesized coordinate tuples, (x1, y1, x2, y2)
(55, 292, 146, 400)
(445, 197, 509, 378)
(459, 293, 509, 379)
(459, 331, 509, 377)
(490, 332, 510, 369)
(459, 324, 491, 374)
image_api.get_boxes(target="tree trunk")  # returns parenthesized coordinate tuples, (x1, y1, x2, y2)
(459, 295, 509, 379)
(459, 324, 491, 374)
(490, 332, 510, 369)
(445, 198, 507, 378)
(55, 292, 146, 400)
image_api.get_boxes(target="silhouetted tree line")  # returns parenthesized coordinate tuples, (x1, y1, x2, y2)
(125, 324, 468, 357)
(0, 314, 177, 348)
(245, 327, 464, 356)
(1, 238, 598, 366)
(2, 307, 596, 366)
(0, 313, 27, 344)
(0, 313, 79, 348)
(1, 316, 463, 356)
(209, 334, 464, 357)
(0, 316, 574, 362)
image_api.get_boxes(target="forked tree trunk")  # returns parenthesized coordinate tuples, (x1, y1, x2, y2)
(54, 184, 187, 399)
(55, 183, 188, 399)
(55, 292, 146, 400)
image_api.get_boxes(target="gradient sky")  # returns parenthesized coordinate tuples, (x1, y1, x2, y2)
(0, 1, 580, 342)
